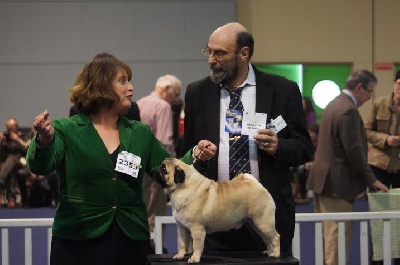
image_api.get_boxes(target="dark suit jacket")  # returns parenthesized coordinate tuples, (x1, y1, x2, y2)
(307, 92, 376, 200)
(183, 65, 314, 252)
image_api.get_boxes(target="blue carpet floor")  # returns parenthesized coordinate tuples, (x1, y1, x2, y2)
(0, 199, 370, 265)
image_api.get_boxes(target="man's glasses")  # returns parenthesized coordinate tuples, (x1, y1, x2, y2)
(201, 47, 229, 60)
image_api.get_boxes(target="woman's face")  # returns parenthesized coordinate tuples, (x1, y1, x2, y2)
(113, 69, 133, 114)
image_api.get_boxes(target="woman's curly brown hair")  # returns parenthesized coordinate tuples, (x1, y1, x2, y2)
(69, 53, 132, 114)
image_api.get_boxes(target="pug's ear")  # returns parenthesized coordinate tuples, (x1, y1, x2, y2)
(174, 166, 185, 184)
(152, 168, 166, 188)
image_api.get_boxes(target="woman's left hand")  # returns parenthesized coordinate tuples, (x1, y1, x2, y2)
(194, 140, 217, 161)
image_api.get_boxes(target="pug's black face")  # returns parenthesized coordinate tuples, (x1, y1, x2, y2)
(155, 158, 185, 192)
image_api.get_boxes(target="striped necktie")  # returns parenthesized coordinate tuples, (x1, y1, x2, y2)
(228, 87, 251, 179)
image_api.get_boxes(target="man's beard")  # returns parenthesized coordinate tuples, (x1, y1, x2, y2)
(210, 68, 226, 84)
(209, 64, 239, 86)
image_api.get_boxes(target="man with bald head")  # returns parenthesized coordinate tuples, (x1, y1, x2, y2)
(137, 74, 182, 240)
(183, 22, 313, 257)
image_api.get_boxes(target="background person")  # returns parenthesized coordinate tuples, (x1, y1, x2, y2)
(183, 22, 314, 257)
(364, 70, 400, 265)
(302, 96, 317, 128)
(291, 96, 317, 202)
(137, 74, 181, 155)
(0, 117, 32, 208)
(172, 97, 184, 157)
(365, 70, 400, 190)
(27, 53, 216, 265)
(307, 69, 389, 265)
(292, 123, 319, 203)
(137, 74, 182, 242)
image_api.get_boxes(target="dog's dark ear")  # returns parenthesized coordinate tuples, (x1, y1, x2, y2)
(152, 163, 167, 188)
(174, 166, 185, 184)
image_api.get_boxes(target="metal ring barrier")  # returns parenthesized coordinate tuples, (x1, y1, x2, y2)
(154, 212, 400, 265)
(1, 212, 400, 265)
(0, 218, 53, 265)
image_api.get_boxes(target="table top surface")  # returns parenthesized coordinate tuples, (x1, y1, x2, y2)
(147, 252, 299, 265)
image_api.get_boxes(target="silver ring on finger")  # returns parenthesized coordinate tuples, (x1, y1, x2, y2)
(263, 142, 269, 147)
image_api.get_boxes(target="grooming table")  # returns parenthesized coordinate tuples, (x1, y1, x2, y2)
(147, 251, 299, 264)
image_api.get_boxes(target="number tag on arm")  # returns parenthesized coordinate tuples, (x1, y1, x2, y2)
(115, 151, 142, 178)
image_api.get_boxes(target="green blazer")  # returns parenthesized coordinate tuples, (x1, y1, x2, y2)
(27, 113, 193, 241)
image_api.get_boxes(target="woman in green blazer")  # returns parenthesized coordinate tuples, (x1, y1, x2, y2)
(27, 53, 216, 265)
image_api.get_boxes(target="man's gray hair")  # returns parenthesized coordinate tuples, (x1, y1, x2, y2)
(345, 69, 377, 90)
(156, 74, 181, 88)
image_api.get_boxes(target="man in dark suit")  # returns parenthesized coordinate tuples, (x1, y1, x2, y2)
(183, 22, 314, 257)
(307, 70, 388, 265)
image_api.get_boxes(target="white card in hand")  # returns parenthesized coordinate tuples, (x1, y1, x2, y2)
(241, 112, 267, 135)
(271, 115, 287, 133)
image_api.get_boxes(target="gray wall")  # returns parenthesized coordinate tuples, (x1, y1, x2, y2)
(0, 0, 236, 127)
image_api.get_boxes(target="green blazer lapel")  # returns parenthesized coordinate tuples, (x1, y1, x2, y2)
(75, 113, 110, 156)
(118, 117, 134, 152)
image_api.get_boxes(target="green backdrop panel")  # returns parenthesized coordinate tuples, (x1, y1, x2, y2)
(303, 64, 352, 124)
(256, 64, 301, 91)
(255, 64, 351, 124)
(395, 64, 400, 74)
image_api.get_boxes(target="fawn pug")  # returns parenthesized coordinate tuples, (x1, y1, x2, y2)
(157, 158, 280, 263)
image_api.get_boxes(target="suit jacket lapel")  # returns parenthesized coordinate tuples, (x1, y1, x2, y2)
(340, 93, 369, 153)
(206, 80, 222, 144)
(254, 66, 274, 122)
(358, 110, 368, 153)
